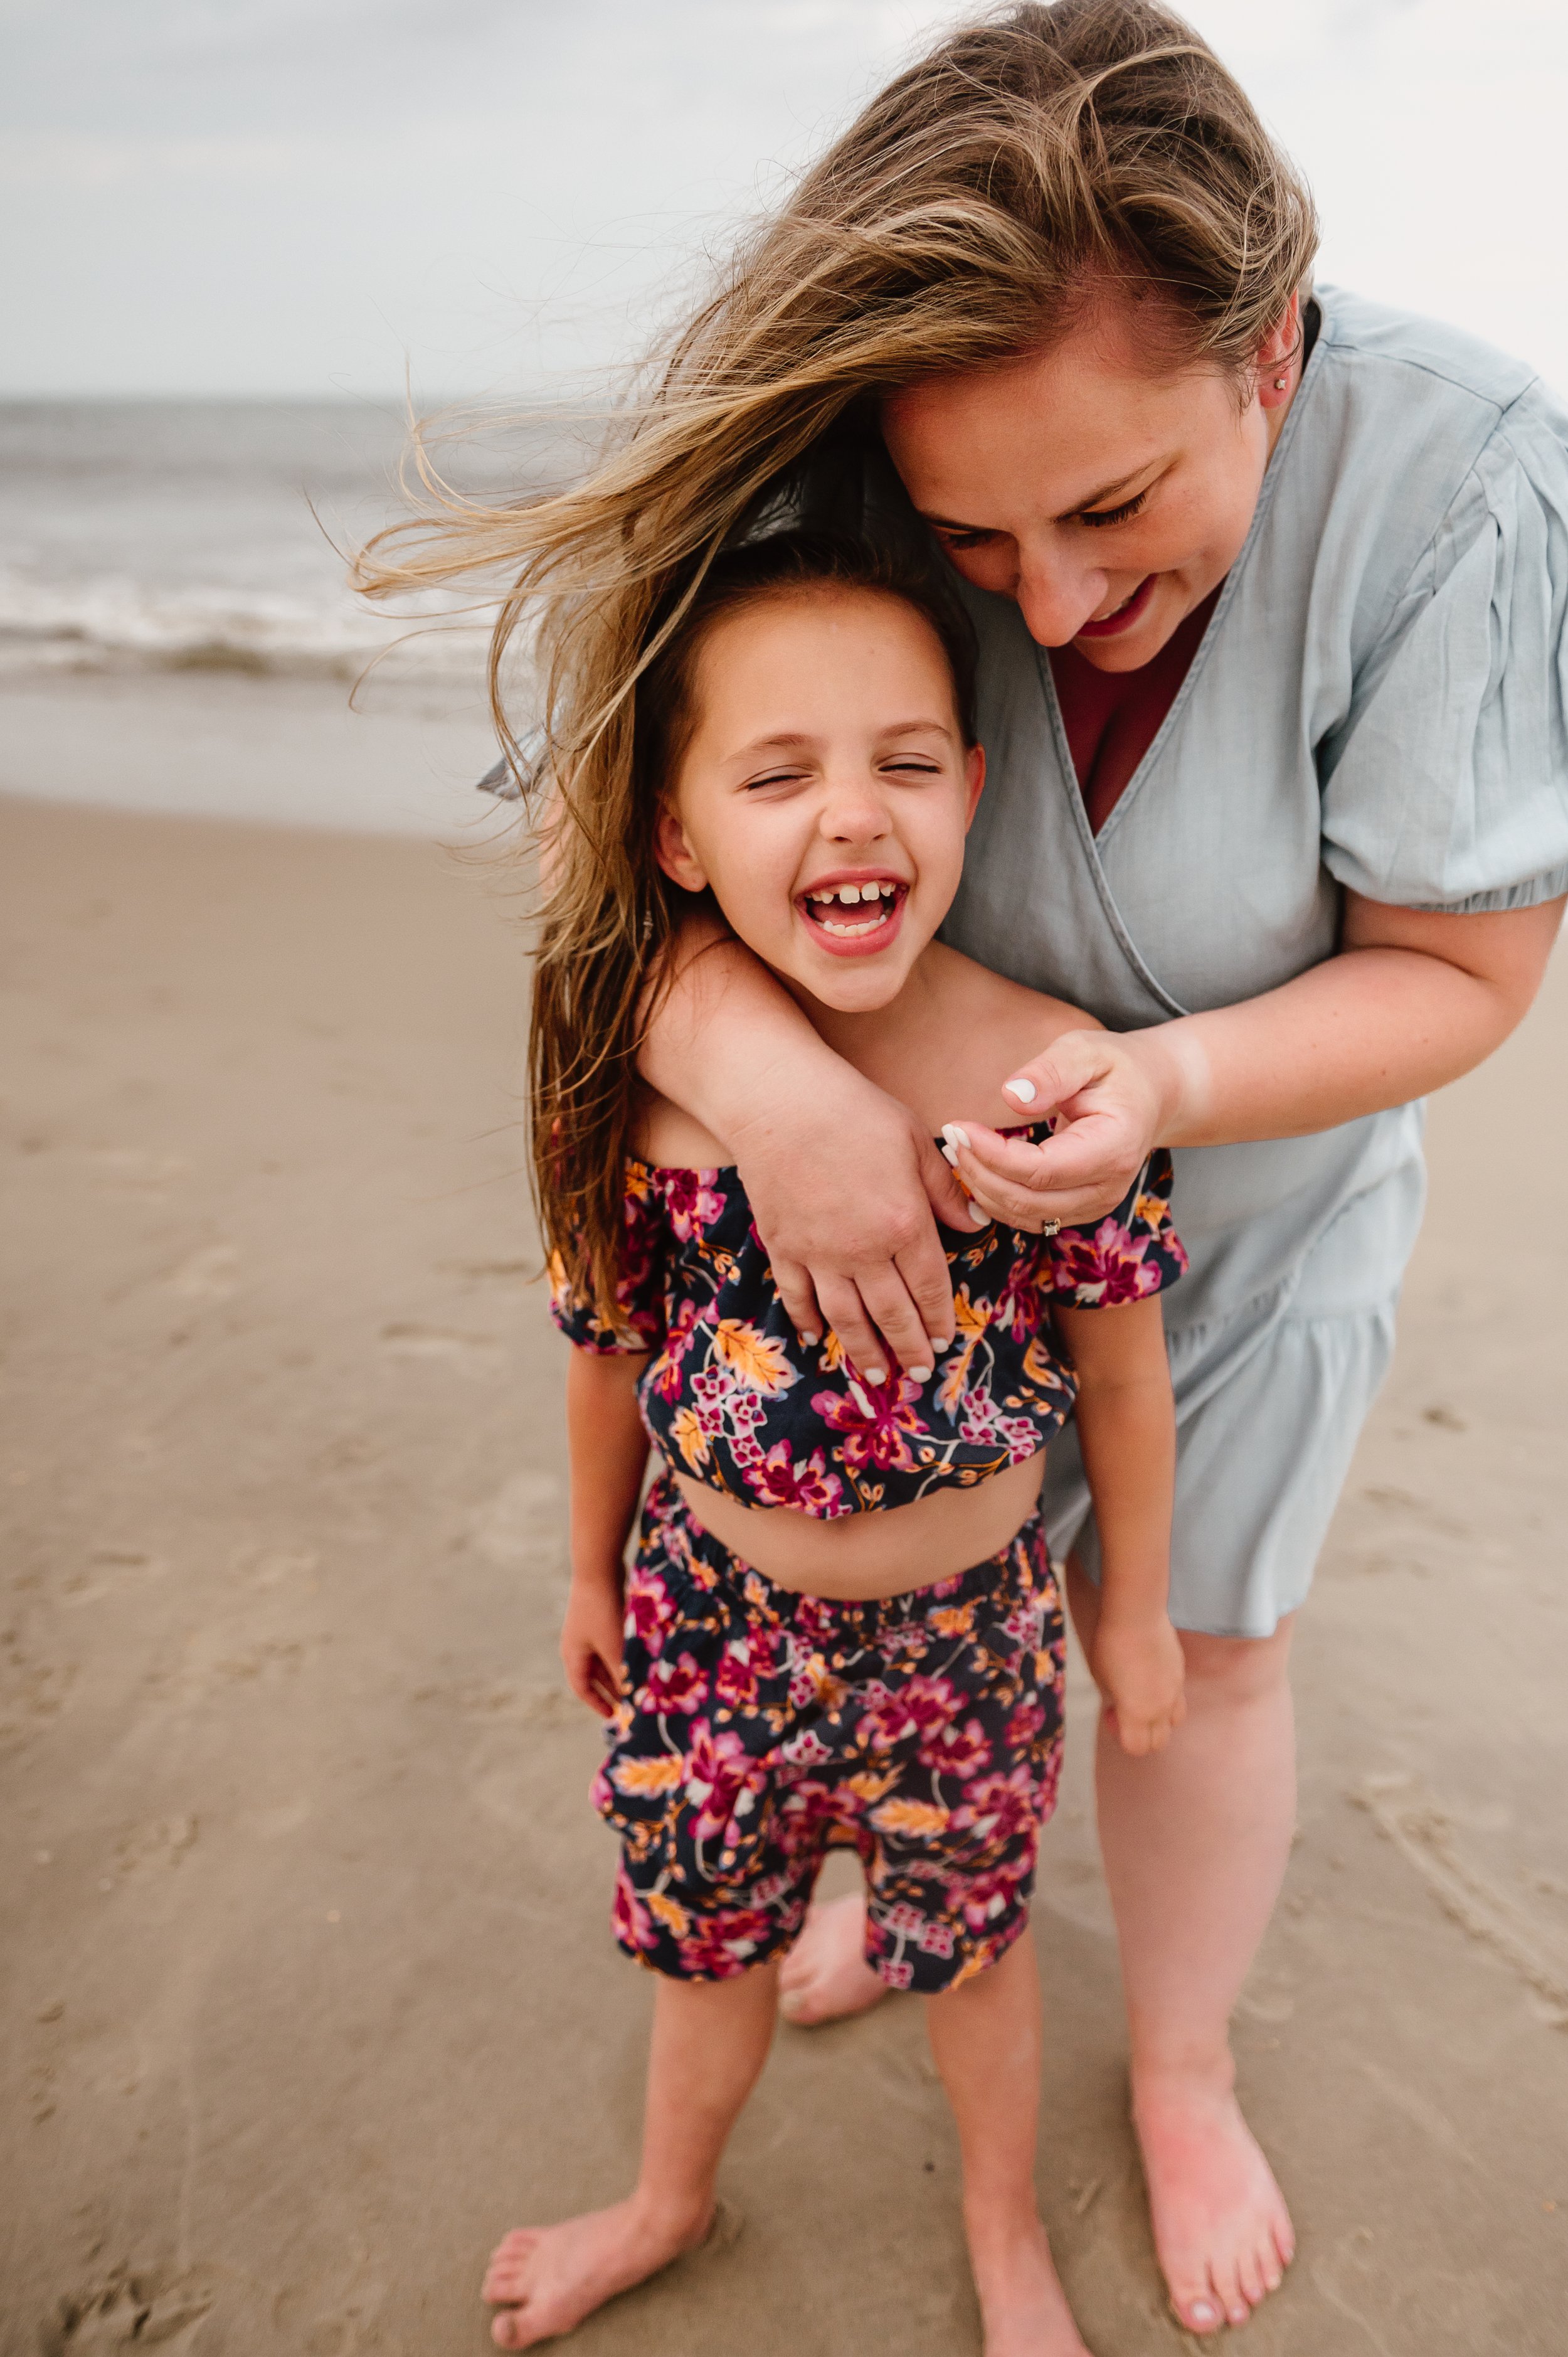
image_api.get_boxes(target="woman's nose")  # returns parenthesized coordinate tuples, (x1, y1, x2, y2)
(1013, 545, 1110, 649)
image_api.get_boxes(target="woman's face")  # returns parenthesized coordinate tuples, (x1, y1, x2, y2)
(881, 295, 1296, 673)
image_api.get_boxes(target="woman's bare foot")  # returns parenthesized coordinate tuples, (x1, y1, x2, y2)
(1132, 2068, 1294, 2335)
(777, 1891, 885, 2026)
(967, 2213, 1092, 2357)
(482, 2197, 711, 2348)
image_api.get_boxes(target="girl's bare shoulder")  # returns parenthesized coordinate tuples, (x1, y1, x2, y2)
(869, 945, 1103, 1133)
(630, 1087, 733, 1170)
(935, 944, 1103, 1052)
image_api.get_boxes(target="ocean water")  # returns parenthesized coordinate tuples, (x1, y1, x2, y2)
(0, 398, 571, 687)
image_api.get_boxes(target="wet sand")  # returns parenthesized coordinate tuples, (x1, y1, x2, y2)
(2, 686, 1566, 2354)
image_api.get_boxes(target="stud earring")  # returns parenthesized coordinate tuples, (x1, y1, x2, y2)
(1273, 374, 1288, 390)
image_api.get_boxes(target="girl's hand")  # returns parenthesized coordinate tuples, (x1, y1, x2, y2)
(561, 1571, 627, 1719)
(1089, 1614, 1187, 1757)
(730, 1058, 973, 1380)
(945, 1027, 1182, 1232)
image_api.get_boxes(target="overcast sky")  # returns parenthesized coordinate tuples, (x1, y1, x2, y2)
(6, 0, 1567, 400)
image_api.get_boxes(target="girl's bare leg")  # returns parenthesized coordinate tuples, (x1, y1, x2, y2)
(1069, 1559, 1297, 2339)
(924, 1929, 1091, 2357)
(484, 1957, 779, 2349)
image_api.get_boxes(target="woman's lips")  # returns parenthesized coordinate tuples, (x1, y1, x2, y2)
(798, 880, 908, 957)
(1075, 573, 1157, 639)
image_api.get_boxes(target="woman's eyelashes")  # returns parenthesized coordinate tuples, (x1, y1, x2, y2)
(1078, 487, 1152, 529)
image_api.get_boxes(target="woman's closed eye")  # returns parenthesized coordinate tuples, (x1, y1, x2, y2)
(1078, 489, 1151, 529)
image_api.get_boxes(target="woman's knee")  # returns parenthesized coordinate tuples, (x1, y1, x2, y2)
(1178, 1616, 1295, 1708)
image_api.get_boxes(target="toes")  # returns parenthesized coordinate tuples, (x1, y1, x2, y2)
(490, 2307, 530, 2351)
(1236, 2246, 1269, 2308)
(1209, 2257, 1250, 2330)
(488, 2228, 540, 2268)
(1170, 2279, 1224, 2336)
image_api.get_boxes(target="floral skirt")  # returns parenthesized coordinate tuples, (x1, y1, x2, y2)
(597, 1471, 1066, 1994)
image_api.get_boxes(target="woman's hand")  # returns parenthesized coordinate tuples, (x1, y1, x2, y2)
(561, 1569, 627, 1719)
(1089, 1613, 1187, 1757)
(942, 1026, 1180, 1230)
(729, 1058, 974, 1380)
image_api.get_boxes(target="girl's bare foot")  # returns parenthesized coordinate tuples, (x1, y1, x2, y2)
(777, 1891, 885, 2025)
(1132, 2068, 1294, 2335)
(968, 2214, 1092, 2357)
(482, 2197, 711, 2349)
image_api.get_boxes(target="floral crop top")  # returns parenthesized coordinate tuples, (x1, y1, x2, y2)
(549, 1127, 1186, 1519)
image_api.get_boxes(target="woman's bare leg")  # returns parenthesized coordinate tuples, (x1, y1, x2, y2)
(484, 1957, 779, 2349)
(1068, 1557, 1297, 2338)
(924, 1929, 1090, 2357)
(778, 1889, 885, 2024)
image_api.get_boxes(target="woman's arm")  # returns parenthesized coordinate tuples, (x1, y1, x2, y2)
(947, 892, 1565, 1228)
(560, 1349, 650, 1718)
(640, 910, 974, 1376)
(640, 891, 1562, 1349)
(1057, 1297, 1184, 1757)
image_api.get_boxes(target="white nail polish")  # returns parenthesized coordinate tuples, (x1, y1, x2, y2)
(800, 1331, 820, 1346)
(1002, 1076, 1036, 1104)
(939, 1142, 958, 1167)
(908, 1365, 931, 1383)
(969, 1206, 989, 1227)
(864, 1366, 886, 1384)
(941, 1121, 971, 1152)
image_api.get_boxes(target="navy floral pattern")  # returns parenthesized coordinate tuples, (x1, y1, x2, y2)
(549, 1130, 1185, 1515)
(603, 1474, 1066, 1991)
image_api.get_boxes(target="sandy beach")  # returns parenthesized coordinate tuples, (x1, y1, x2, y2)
(3, 677, 1566, 2356)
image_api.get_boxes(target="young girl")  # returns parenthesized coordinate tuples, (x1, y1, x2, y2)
(483, 534, 1187, 2355)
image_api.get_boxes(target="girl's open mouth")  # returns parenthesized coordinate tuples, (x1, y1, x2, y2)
(797, 876, 908, 955)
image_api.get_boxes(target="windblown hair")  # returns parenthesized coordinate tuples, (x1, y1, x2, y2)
(524, 530, 978, 1332)
(352, 0, 1316, 1316)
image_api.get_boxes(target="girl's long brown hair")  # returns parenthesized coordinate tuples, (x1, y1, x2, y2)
(529, 527, 978, 1331)
(352, 0, 1316, 1319)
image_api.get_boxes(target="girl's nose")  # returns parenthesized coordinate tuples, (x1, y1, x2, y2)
(819, 777, 893, 842)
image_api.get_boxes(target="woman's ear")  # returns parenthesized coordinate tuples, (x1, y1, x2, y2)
(1257, 290, 1303, 410)
(654, 802, 709, 893)
(962, 741, 986, 831)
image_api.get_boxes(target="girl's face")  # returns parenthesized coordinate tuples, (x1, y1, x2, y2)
(881, 294, 1298, 673)
(654, 585, 983, 1016)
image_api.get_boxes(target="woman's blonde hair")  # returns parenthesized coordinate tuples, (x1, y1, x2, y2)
(355, 0, 1316, 1320)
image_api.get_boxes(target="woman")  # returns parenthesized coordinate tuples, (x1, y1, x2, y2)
(363, 1, 1568, 2335)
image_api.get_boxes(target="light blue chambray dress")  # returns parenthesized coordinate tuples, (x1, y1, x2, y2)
(943, 287, 1568, 1637)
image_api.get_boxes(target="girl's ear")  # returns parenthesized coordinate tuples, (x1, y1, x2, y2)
(962, 741, 986, 831)
(654, 802, 709, 893)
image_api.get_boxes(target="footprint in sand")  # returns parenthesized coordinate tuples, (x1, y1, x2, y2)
(167, 1243, 241, 1300)
(380, 1321, 502, 1372)
(42, 2269, 214, 2354)
(468, 1468, 563, 1566)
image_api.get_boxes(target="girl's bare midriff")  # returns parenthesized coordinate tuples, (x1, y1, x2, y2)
(672, 1449, 1047, 1600)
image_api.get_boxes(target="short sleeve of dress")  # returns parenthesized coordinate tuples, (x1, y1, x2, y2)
(548, 1168, 666, 1354)
(1320, 385, 1568, 913)
(1044, 1147, 1188, 1307)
